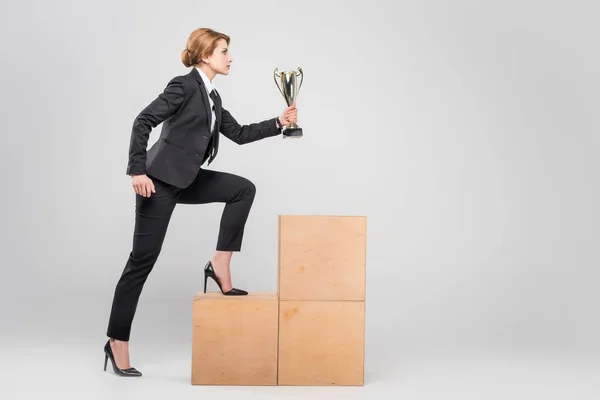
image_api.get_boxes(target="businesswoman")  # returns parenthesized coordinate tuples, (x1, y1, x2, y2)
(103, 27, 298, 377)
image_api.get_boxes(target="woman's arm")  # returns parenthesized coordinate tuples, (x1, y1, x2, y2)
(126, 77, 186, 175)
(219, 107, 282, 145)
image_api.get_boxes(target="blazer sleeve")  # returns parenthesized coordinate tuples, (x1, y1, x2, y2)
(126, 77, 186, 175)
(219, 107, 282, 145)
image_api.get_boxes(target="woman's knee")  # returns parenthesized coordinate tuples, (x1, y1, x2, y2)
(237, 178, 256, 200)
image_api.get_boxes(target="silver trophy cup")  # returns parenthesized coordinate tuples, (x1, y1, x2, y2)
(274, 67, 303, 138)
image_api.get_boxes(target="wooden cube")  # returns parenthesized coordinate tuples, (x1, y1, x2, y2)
(191, 292, 278, 385)
(278, 300, 365, 386)
(278, 215, 367, 301)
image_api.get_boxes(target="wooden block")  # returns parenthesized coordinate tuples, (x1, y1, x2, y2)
(191, 292, 278, 385)
(278, 300, 365, 386)
(278, 215, 367, 301)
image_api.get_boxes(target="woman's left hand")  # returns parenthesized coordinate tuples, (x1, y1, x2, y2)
(279, 102, 298, 126)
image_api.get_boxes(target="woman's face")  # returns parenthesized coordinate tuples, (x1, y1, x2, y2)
(205, 39, 232, 76)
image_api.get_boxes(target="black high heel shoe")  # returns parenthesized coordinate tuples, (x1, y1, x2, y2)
(103, 340, 142, 377)
(203, 261, 248, 295)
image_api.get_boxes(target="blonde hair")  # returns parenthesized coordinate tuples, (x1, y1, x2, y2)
(181, 28, 230, 67)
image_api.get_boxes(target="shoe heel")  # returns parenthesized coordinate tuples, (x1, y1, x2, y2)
(103, 340, 142, 377)
(203, 261, 248, 296)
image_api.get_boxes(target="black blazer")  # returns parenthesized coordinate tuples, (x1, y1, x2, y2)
(126, 67, 282, 188)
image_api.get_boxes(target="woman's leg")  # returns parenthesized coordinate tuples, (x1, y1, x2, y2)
(106, 177, 179, 367)
(177, 168, 256, 292)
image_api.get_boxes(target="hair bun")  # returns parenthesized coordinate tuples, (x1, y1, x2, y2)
(181, 48, 193, 67)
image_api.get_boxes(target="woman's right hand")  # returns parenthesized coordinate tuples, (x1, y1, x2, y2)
(131, 174, 156, 198)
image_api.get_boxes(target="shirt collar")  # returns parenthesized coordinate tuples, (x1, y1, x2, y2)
(195, 67, 215, 94)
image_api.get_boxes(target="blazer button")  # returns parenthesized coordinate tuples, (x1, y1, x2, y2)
(202, 135, 208, 139)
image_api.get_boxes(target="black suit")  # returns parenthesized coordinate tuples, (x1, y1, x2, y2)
(107, 67, 282, 341)
(127, 67, 281, 188)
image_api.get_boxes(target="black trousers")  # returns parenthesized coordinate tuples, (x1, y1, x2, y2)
(106, 168, 256, 341)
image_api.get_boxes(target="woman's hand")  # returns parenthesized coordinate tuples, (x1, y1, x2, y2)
(131, 174, 156, 198)
(279, 102, 298, 126)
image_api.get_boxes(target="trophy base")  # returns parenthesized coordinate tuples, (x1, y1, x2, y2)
(282, 127, 303, 138)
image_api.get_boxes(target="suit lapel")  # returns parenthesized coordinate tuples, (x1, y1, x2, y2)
(190, 68, 213, 132)
(214, 90, 222, 133)
(212, 90, 221, 158)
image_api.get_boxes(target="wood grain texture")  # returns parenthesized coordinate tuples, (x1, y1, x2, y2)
(278, 215, 367, 301)
(278, 300, 365, 386)
(191, 292, 278, 385)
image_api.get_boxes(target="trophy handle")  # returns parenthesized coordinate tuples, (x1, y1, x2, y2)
(295, 67, 303, 98)
(273, 68, 284, 96)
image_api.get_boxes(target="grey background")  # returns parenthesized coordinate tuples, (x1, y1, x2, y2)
(1, 0, 598, 398)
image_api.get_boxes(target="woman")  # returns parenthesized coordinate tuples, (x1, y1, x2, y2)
(103, 27, 298, 377)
